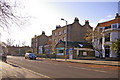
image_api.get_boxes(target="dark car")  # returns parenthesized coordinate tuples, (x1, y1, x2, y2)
(25, 53, 36, 60)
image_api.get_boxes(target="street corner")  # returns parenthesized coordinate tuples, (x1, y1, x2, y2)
(1, 61, 46, 79)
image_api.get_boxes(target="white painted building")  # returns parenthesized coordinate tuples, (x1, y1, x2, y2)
(94, 13, 120, 58)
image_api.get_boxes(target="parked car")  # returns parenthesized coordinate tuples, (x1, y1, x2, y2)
(25, 53, 36, 60)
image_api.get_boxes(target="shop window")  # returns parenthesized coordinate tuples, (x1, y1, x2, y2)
(58, 50, 64, 53)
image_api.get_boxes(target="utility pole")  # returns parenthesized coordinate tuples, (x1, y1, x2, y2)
(61, 18, 68, 62)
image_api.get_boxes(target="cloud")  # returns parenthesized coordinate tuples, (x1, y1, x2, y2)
(98, 15, 115, 23)
(98, 19, 107, 23)
(107, 15, 113, 18)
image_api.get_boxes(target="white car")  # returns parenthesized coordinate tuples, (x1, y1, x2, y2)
(25, 53, 36, 60)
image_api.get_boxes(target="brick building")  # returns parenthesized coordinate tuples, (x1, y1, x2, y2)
(44, 35, 52, 55)
(52, 17, 93, 52)
(31, 31, 50, 54)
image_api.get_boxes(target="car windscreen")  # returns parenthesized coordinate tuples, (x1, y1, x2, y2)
(29, 53, 35, 56)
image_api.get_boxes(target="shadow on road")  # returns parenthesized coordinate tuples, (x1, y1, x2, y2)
(7, 62, 21, 68)
(35, 59, 43, 61)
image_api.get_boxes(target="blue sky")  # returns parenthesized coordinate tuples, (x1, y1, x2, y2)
(48, 2, 118, 25)
(0, 1, 119, 46)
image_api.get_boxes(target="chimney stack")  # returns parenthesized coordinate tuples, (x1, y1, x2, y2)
(42, 31, 45, 35)
(115, 13, 120, 18)
(56, 25, 61, 29)
(85, 20, 89, 25)
(74, 17, 79, 22)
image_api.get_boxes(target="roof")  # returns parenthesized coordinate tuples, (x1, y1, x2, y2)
(56, 41, 93, 48)
(97, 18, 120, 27)
(48, 35, 52, 38)
(45, 41, 52, 45)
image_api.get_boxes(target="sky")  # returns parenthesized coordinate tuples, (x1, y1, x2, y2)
(0, 0, 119, 46)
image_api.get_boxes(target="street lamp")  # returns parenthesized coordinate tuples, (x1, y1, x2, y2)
(61, 18, 68, 62)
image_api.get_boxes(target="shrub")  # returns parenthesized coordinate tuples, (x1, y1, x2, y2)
(26, 50, 32, 53)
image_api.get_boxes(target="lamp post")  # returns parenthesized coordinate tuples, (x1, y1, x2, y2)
(61, 18, 68, 62)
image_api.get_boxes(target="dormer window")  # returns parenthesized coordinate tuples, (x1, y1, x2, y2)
(112, 24, 117, 28)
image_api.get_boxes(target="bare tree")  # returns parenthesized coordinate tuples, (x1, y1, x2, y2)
(84, 28, 103, 58)
(6, 38, 15, 46)
(22, 41, 26, 47)
(0, 0, 28, 30)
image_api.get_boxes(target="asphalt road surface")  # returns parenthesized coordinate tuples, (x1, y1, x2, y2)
(6, 56, 119, 79)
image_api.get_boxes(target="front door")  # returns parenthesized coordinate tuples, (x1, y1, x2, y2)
(69, 48, 73, 59)
(105, 46, 110, 57)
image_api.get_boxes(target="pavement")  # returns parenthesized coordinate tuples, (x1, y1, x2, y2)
(0, 61, 48, 79)
(39, 58, 120, 66)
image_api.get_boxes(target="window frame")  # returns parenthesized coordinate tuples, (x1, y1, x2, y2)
(112, 23, 117, 29)
(58, 31, 61, 35)
(63, 29, 66, 34)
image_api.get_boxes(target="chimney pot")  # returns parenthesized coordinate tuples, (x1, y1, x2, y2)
(85, 20, 89, 24)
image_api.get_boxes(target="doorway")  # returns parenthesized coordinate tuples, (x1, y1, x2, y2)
(105, 46, 110, 57)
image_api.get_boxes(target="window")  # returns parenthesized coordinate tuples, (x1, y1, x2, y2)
(57, 50, 64, 55)
(99, 27, 103, 32)
(119, 24, 120, 28)
(54, 39, 56, 44)
(105, 33, 110, 42)
(63, 29, 66, 34)
(49, 38, 51, 41)
(54, 33, 56, 37)
(63, 37, 66, 41)
(58, 38, 61, 41)
(112, 24, 117, 28)
(100, 37, 102, 44)
(104, 25, 111, 30)
(58, 50, 64, 53)
(58, 31, 61, 35)
(119, 32, 120, 37)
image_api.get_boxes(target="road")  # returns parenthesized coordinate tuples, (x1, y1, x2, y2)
(6, 56, 119, 79)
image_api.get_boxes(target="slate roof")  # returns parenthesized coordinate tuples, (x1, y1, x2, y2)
(56, 41, 93, 49)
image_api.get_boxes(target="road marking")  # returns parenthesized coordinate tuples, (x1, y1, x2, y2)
(7, 61, 54, 79)
(68, 66, 107, 73)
